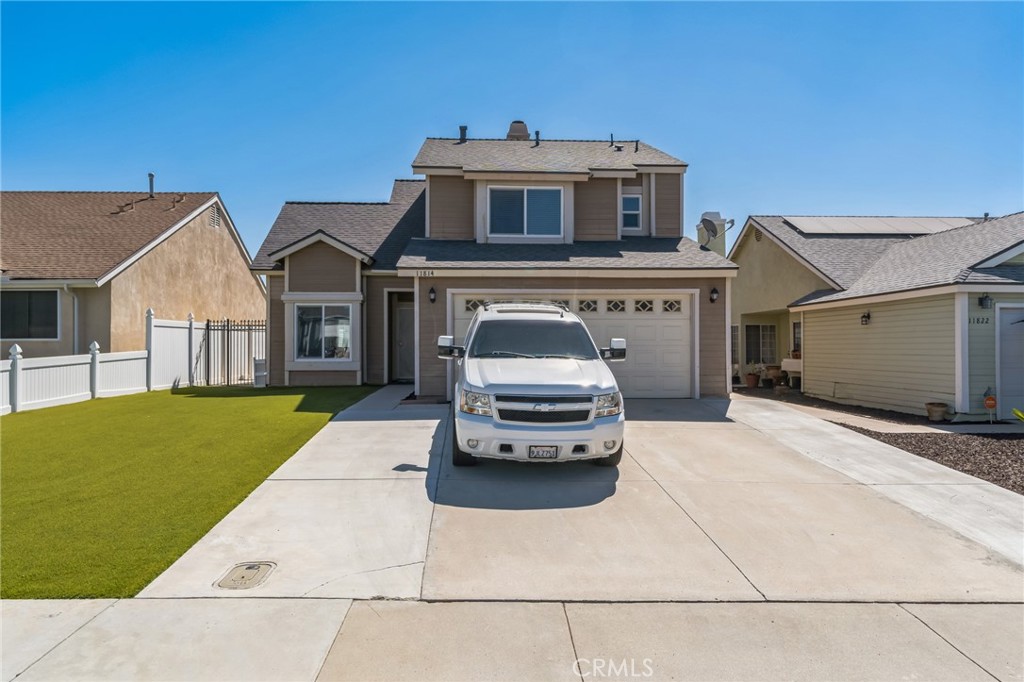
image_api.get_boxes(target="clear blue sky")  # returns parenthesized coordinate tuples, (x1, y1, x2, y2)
(3, 2, 1021, 254)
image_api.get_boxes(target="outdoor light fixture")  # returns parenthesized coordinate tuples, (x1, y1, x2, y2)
(978, 294, 993, 309)
(428, 287, 437, 304)
(709, 287, 719, 303)
(861, 312, 871, 325)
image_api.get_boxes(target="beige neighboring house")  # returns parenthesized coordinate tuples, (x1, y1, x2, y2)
(252, 120, 738, 399)
(729, 213, 1024, 420)
(1, 190, 266, 357)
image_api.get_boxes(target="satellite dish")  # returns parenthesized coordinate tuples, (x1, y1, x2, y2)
(699, 218, 719, 245)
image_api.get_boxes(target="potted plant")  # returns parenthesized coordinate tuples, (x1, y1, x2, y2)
(744, 364, 761, 389)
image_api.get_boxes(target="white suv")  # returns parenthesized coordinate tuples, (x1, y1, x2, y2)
(438, 302, 626, 468)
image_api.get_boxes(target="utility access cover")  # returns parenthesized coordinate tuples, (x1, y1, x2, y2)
(216, 562, 275, 590)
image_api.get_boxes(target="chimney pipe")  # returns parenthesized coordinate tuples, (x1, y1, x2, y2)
(459, 125, 467, 143)
(609, 133, 614, 147)
(635, 140, 639, 153)
(534, 130, 540, 147)
(148, 172, 155, 198)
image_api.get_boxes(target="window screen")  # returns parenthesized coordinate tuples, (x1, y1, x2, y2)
(489, 190, 524, 235)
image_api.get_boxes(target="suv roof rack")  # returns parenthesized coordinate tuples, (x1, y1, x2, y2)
(482, 300, 569, 316)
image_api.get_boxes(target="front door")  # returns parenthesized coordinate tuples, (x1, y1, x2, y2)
(392, 303, 415, 382)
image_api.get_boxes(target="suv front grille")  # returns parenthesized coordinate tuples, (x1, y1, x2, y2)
(495, 395, 589, 404)
(498, 409, 591, 423)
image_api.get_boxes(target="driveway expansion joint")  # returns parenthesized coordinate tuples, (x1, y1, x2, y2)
(897, 603, 1002, 682)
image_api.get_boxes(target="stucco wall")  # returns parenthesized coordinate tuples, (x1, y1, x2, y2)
(108, 204, 265, 351)
(574, 178, 617, 240)
(414, 275, 729, 398)
(802, 294, 955, 415)
(731, 229, 834, 324)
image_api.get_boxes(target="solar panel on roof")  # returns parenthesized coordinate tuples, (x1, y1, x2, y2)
(784, 216, 974, 235)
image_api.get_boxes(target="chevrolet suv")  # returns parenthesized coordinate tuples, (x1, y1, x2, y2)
(437, 302, 626, 467)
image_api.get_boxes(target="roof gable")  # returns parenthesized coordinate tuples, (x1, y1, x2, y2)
(252, 180, 425, 272)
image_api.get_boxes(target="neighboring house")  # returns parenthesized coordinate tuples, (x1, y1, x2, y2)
(729, 213, 1024, 420)
(252, 120, 737, 399)
(1, 190, 266, 357)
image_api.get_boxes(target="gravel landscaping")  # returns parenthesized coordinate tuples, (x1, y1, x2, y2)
(838, 424, 1024, 495)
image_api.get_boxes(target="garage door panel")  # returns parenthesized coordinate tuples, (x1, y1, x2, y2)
(453, 293, 693, 399)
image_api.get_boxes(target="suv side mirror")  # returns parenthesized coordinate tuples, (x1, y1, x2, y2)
(601, 337, 627, 362)
(437, 335, 465, 359)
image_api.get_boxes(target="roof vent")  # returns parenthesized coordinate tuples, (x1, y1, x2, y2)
(148, 172, 155, 198)
(534, 130, 540, 147)
(459, 125, 468, 143)
(614, 145, 623, 152)
(506, 120, 530, 140)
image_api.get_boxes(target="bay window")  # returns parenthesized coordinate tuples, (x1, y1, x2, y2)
(488, 187, 562, 237)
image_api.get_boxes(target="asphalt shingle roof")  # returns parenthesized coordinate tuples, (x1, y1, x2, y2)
(790, 212, 1024, 305)
(397, 237, 736, 270)
(251, 180, 425, 271)
(0, 191, 218, 280)
(746, 216, 945, 289)
(412, 138, 686, 174)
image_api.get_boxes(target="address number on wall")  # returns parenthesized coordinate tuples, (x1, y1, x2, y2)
(416, 270, 435, 277)
(969, 317, 991, 325)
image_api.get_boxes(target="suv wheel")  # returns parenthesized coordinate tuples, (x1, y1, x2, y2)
(592, 445, 623, 467)
(451, 419, 477, 467)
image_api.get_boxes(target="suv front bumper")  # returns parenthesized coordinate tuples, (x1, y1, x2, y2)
(454, 411, 625, 462)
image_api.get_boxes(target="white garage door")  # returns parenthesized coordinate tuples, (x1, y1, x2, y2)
(452, 292, 694, 398)
(997, 306, 1024, 421)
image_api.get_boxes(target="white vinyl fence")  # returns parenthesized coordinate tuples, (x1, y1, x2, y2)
(1, 309, 265, 415)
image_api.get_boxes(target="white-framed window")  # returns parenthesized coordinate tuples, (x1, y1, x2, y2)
(1, 290, 59, 340)
(295, 304, 353, 360)
(744, 324, 777, 364)
(792, 321, 802, 352)
(488, 187, 562, 237)
(621, 194, 642, 232)
(731, 325, 740, 366)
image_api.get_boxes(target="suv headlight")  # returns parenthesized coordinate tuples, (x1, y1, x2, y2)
(594, 392, 622, 417)
(459, 390, 492, 416)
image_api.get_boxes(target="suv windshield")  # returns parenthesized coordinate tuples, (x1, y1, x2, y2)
(468, 319, 600, 360)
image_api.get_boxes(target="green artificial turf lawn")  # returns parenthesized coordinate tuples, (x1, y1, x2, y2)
(0, 385, 377, 598)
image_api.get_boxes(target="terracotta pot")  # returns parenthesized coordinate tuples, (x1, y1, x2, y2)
(744, 373, 759, 389)
(925, 402, 949, 422)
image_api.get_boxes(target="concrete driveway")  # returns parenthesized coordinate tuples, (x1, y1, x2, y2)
(6, 386, 1023, 681)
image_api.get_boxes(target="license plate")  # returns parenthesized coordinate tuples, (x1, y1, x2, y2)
(528, 445, 559, 459)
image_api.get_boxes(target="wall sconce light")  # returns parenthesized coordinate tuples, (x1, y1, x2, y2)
(709, 287, 719, 304)
(428, 287, 437, 304)
(860, 312, 871, 325)
(978, 294, 993, 309)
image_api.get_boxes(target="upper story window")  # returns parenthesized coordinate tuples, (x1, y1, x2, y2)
(1, 290, 59, 340)
(622, 194, 642, 232)
(488, 187, 562, 237)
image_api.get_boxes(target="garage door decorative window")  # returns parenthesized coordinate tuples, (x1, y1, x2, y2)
(464, 299, 485, 312)
(579, 299, 598, 313)
(634, 299, 654, 313)
(663, 299, 682, 313)
(607, 300, 626, 313)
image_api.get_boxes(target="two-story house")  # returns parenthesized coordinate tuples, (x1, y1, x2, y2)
(252, 120, 737, 400)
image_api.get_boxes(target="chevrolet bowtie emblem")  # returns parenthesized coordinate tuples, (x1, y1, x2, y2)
(533, 403, 557, 411)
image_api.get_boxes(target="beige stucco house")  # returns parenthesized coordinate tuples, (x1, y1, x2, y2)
(252, 120, 737, 399)
(729, 213, 1024, 420)
(1, 190, 266, 357)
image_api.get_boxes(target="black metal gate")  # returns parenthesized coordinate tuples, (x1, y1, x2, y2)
(200, 319, 266, 386)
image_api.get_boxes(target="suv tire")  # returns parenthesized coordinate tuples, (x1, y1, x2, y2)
(592, 445, 623, 467)
(451, 418, 477, 467)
